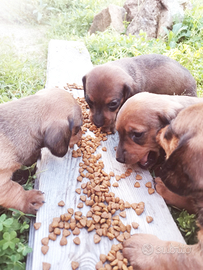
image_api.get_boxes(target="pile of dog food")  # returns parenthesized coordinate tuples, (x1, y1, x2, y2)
(34, 88, 154, 270)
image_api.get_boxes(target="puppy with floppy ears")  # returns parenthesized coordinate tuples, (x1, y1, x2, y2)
(82, 54, 197, 133)
(0, 88, 83, 214)
(157, 102, 203, 217)
(122, 103, 203, 270)
(115, 92, 202, 170)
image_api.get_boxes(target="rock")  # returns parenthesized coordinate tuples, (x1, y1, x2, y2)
(89, 4, 126, 34)
(157, 0, 191, 37)
(125, 0, 161, 38)
(123, 0, 192, 38)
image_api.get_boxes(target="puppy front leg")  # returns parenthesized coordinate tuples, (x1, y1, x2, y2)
(123, 234, 201, 270)
(0, 172, 44, 214)
(154, 177, 196, 214)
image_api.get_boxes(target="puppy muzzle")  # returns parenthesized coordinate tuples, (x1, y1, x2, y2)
(93, 113, 105, 128)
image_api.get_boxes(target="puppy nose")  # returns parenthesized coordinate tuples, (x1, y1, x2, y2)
(93, 114, 104, 128)
(116, 156, 125, 163)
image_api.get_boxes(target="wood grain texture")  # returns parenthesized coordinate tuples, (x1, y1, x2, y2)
(26, 40, 185, 270)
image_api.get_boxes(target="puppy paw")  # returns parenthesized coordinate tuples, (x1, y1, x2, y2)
(23, 189, 45, 214)
(123, 234, 160, 269)
(154, 177, 177, 205)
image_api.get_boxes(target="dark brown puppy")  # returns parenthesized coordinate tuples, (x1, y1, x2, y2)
(115, 92, 202, 170)
(157, 102, 203, 221)
(82, 54, 197, 133)
(0, 88, 83, 214)
(122, 103, 203, 270)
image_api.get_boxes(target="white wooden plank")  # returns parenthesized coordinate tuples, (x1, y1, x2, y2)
(26, 40, 185, 270)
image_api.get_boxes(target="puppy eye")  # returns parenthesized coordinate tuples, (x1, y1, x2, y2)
(73, 126, 81, 135)
(108, 100, 120, 111)
(130, 131, 144, 142)
(85, 96, 94, 109)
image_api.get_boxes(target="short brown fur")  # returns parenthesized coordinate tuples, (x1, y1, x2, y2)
(83, 54, 197, 133)
(115, 92, 202, 169)
(0, 88, 82, 214)
(123, 103, 203, 269)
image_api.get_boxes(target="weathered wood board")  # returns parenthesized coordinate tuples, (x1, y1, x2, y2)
(26, 40, 185, 270)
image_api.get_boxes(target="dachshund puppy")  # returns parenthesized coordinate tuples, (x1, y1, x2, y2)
(122, 103, 203, 270)
(157, 102, 203, 219)
(0, 88, 83, 214)
(82, 54, 197, 133)
(115, 92, 202, 170)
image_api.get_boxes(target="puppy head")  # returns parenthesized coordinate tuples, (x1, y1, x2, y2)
(158, 103, 203, 225)
(116, 93, 183, 169)
(82, 64, 135, 133)
(43, 89, 83, 157)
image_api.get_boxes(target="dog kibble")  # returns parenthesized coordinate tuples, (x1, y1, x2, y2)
(54, 228, 61, 235)
(100, 254, 107, 263)
(148, 188, 155, 195)
(75, 188, 81, 194)
(63, 229, 71, 237)
(58, 200, 65, 207)
(94, 234, 102, 244)
(96, 261, 103, 270)
(119, 211, 126, 218)
(60, 236, 68, 246)
(112, 182, 119, 187)
(132, 222, 139, 229)
(102, 147, 107, 151)
(42, 262, 51, 270)
(41, 237, 49, 246)
(49, 232, 57, 241)
(77, 202, 83, 208)
(41, 245, 49, 255)
(134, 182, 140, 188)
(73, 237, 80, 245)
(71, 261, 79, 270)
(72, 227, 80, 235)
(145, 182, 152, 188)
(34, 222, 41, 230)
(146, 216, 153, 223)
(136, 174, 142, 180)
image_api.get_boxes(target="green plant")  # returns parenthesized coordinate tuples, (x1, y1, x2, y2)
(163, 23, 190, 49)
(169, 207, 198, 245)
(0, 210, 34, 270)
(0, 38, 45, 103)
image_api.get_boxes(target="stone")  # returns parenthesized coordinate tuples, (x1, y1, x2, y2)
(89, 4, 126, 34)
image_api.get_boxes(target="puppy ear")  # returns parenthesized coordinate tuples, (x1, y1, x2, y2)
(82, 75, 86, 97)
(122, 83, 134, 103)
(160, 133, 194, 197)
(158, 114, 171, 129)
(44, 118, 73, 157)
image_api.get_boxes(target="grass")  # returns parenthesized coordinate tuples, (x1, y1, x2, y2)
(0, 0, 203, 267)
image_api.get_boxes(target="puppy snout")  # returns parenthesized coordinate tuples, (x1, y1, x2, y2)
(116, 144, 126, 163)
(116, 155, 125, 163)
(93, 114, 105, 128)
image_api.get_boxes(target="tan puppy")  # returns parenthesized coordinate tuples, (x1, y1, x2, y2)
(122, 103, 203, 270)
(0, 88, 83, 214)
(115, 92, 202, 170)
(82, 54, 197, 133)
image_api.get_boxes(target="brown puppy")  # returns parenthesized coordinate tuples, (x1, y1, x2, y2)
(115, 92, 202, 170)
(0, 88, 83, 214)
(157, 102, 203, 220)
(122, 103, 203, 270)
(82, 54, 197, 133)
